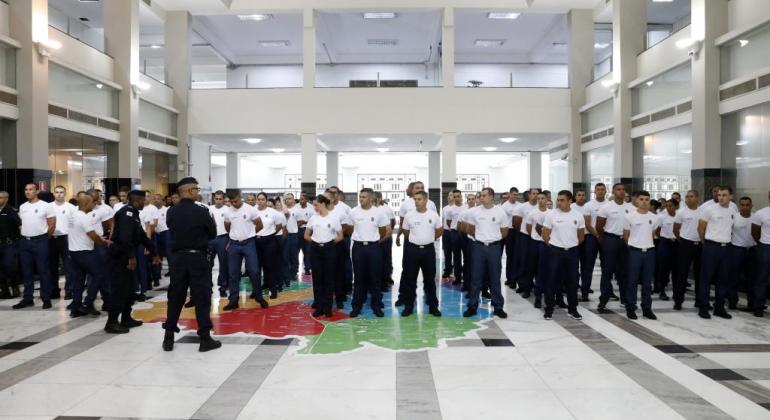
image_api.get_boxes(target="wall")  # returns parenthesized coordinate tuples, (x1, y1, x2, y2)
(48, 27, 114, 82)
(139, 73, 175, 108)
(0, 1, 9, 37)
(454, 64, 568, 88)
(139, 100, 177, 137)
(632, 61, 691, 115)
(635, 26, 691, 82)
(190, 138, 212, 191)
(728, 0, 770, 30)
(48, 62, 118, 118)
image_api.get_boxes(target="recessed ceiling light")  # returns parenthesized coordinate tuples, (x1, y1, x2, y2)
(594, 43, 609, 49)
(483, 147, 498, 152)
(95, 83, 103, 89)
(237, 14, 273, 21)
(271, 148, 285, 153)
(487, 12, 520, 20)
(259, 40, 290, 47)
(363, 12, 396, 19)
(474, 39, 506, 47)
(243, 138, 262, 144)
(369, 137, 388, 144)
(498, 137, 518, 143)
(739, 39, 749, 47)
(736, 140, 748, 146)
(646, 81, 654, 86)
(367, 39, 398, 46)
(376, 148, 390, 153)
(150, 44, 162, 49)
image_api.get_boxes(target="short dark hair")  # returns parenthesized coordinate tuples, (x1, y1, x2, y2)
(739, 196, 752, 203)
(451, 189, 461, 194)
(719, 186, 733, 194)
(687, 189, 698, 196)
(612, 183, 624, 190)
(213, 190, 225, 198)
(637, 190, 650, 198)
(413, 190, 428, 199)
(595, 183, 606, 190)
(509, 187, 519, 193)
(558, 190, 573, 200)
(315, 194, 331, 206)
(226, 189, 241, 200)
(574, 189, 586, 195)
(256, 192, 268, 200)
(359, 188, 374, 196)
(482, 187, 495, 196)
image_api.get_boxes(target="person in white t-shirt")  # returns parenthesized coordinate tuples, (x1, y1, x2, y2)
(374, 192, 396, 291)
(699, 185, 738, 213)
(207, 191, 230, 297)
(456, 193, 477, 292)
(400, 191, 443, 317)
(284, 192, 303, 282)
(113, 189, 129, 212)
(729, 196, 756, 312)
(622, 191, 660, 321)
(441, 190, 456, 279)
(654, 199, 677, 302)
(697, 186, 737, 319)
(672, 190, 702, 309)
(542, 190, 586, 321)
(68, 194, 112, 317)
(49, 185, 76, 300)
(464, 187, 509, 319)
(222, 190, 266, 311)
(751, 190, 770, 318)
(255, 192, 284, 299)
(524, 192, 551, 307)
(580, 183, 608, 300)
(448, 190, 466, 285)
(13, 183, 57, 310)
(296, 192, 316, 276)
(501, 187, 520, 289)
(596, 183, 635, 312)
(304, 194, 343, 317)
(149, 194, 169, 287)
(511, 188, 540, 293)
(327, 186, 353, 299)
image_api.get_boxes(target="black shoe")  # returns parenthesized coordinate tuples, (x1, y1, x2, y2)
(136, 293, 148, 302)
(515, 287, 524, 294)
(13, 300, 33, 310)
(324, 308, 333, 317)
(626, 310, 638, 320)
(219, 288, 228, 298)
(42, 300, 52, 309)
(580, 294, 589, 302)
(481, 290, 492, 299)
(588, 289, 594, 294)
(152, 279, 160, 287)
(534, 299, 542, 309)
(184, 299, 195, 308)
(493, 308, 508, 319)
(673, 302, 683, 310)
(270, 291, 278, 299)
(754, 310, 765, 318)
(428, 306, 442, 317)
(609, 293, 620, 301)
(51, 290, 61, 299)
(401, 307, 413, 317)
(255, 298, 269, 309)
(70, 308, 88, 318)
(659, 292, 670, 301)
(121, 317, 143, 328)
(164, 272, 171, 278)
(64, 292, 72, 300)
(336, 301, 345, 310)
(199, 336, 222, 352)
(642, 308, 657, 320)
(162, 331, 174, 351)
(698, 308, 711, 319)
(349, 308, 361, 318)
(373, 308, 384, 317)
(597, 304, 611, 314)
(568, 310, 582, 320)
(556, 300, 568, 309)
(544, 309, 553, 320)
(85, 305, 101, 316)
(223, 302, 239, 311)
(728, 302, 738, 310)
(713, 309, 732, 319)
(394, 299, 404, 307)
(521, 291, 531, 299)
(312, 309, 324, 317)
(104, 323, 130, 334)
(463, 307, 477, 317)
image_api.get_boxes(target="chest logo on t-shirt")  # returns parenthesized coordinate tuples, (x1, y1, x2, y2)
(62, 210, 65, 214)
(649, 219, 652, 225)
(429, 219, 433, 224)
(625, 209, 629, 214)
(34, 209, 38, 213)
(243, 214, 247, 219)
(492, 217, 496, 222)
(327, 223, 331, 228)
(574, 219, 577, 225)
(371, 217, 375, 222)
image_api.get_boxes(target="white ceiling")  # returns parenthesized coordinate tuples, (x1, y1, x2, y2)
(595, 0, 691, 25)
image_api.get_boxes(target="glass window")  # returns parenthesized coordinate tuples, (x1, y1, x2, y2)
(720, 23, 770, 83)
(48, 5, 106, 53)
(548, 152, 569, 194)
(722, 103, 770, 206)
(139, 100, 177, 137)
(49, 63, 118, 119)
(0, 44, 16, 88)
(633, 125, 692, 200)
(593, 26, 612, 82)
(644, 0, 690, 50)
(581, 99, 613, 134)
(632, 61, 691, 116)
(139, 149, 172, 196)
(583, 145, 614, 197)
(0, 118, 12, 169)
(48, 128, 108, 196)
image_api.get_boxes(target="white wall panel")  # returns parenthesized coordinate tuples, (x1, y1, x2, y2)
(728, 0, 770, 31)
(48, 27, 114, 82)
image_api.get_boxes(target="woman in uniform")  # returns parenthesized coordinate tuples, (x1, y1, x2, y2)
(304, 194, 343, 317)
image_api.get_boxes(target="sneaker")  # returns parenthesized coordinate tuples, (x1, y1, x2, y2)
(543, 310, 553, 320)
(567, 310, 582, 320)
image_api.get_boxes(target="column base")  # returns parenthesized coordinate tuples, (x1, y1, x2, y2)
(103, 178, 140, 198)
(301, 182, 317, 198)
(0, 168, 52, 208)
(691, 168, 736, 200)
(440, 182, 458, 208)
(428, 188, 440, 209)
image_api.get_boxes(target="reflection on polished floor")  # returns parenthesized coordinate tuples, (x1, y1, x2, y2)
(1, 244, 770, 420)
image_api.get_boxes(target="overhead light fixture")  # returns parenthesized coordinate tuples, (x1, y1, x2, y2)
(498, 137, 518, 143)
(237, 14, 273, 21)
(646, 81, 654, 86)
(483, 147, 498, 152)
(34, 39, 62, 57)
(736, 140, 749, 146)
(487, 12, 520, 20)
(681, 149, 692, 154)
(594, 43, 609, 49)
(243, 138, 262, 144)
(258, 40, 290, 47)
(369, 137, 388, 144)
(367, 39, 398, 46)
(474, 39, 506, 47)
(150, 44, 162, 49)
(376, 148, 389, 153)
(363, 12, 396, 19)
(95, 83, 103, 89)
(739, 39, 749, 47)
(271, 148, 285, 153)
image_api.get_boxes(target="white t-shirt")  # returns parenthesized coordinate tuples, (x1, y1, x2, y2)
(348, 206, 389, 242)
(154, 206, 169, 233)
(285, 205, 302, 233)
(403, 209, 441, 245)
(583, 199, 607, 232)
(752, 207, 770, 245)
(331, 203, 351, 227)
(623, 211, 660, 249)
(732, 213, 756, 248)
(468, 205, 507, 243)
(441, 205, 454, 229)
(225, 205, 259, 241)
(525, 208, 548, 242)
(516, 202, 538, 235)
(449, 205, 466, 230)
(92, 204, 114, 236)
(209, 205, 229, 236)
(657, 212, 676, 240)
(399, 197, 437, 218)
(700, 204, 737, 244)
(19, 200, 55, 237)
(139, 205, 157, 233)
(699, 199, 738, 213)
(501, 201, 520, 229)
(543, 208, 585, 249)
(674, 206, 701, 242)
(571, 203, 585, 213)
(68, 210, 97, 252)
(458, 206, 476, 240)
(307, 213, 342, 243)
(598, 201, 635, 236)
(294, 204, 316, 226)
(255, 207, 283, 237)
(52, 201, 77, 236)
(113, 202, 125, 212)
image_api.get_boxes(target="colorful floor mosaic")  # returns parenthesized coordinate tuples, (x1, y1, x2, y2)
(133, 278, 491, 354)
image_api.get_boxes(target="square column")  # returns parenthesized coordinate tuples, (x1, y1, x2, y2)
(326, 152, 339, 188)
(611, 0, 646, 190)
(690, 0, 730, 197)
(301, 133, 317, 196)
(428, 151, 441, 206)
(303, 9, 315, 89)
(529, 152, 542, 189)
(442, 8, 454, 89)
(567, 9, 594, 192)
(104, 0, 141, 182)
(165, 11, 193, 182)
(440, 133, 457, 207)
(226, 152, 239, 190)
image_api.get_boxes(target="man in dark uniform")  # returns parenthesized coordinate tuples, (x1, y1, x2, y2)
(0, 191, 21, 298)
(162, 177, 221, 353)
(106, 190, 158, 334)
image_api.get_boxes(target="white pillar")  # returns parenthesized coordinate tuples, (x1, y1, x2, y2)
(303, 9, 315, 89)
(690, 0, 729, 196)
(104, 0, 141, 181)
(301, 133, 317, 196)
(612, 0, 646, 188)
(326, 152, 339, 187)
(165, 11, 192, 182)
(529, 152, 542, 188)
(428, 150, 441, 205)
(226, 152, 239, 189)
(442, 8, 454, 88)
(567, 9, 594, 191)
(440, 133, 457, 206)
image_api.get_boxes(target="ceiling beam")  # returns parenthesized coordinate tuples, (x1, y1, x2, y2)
(191, 17, 239, 66)
(527, 14, 567, 63)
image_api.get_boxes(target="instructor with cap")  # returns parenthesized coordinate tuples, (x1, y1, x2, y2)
(162, 177, 221, 352)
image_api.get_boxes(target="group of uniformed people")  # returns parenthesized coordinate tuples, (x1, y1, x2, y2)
(2, 177, 769, 352)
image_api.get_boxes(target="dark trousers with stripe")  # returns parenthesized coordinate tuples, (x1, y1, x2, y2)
(311, 242, 336, 311)
(626, 247, 655, 311)
(699, 241, 731, 310)
(402, 242, 438, 308)
(546, 246, 579, 311)
(580, 234, 600, 295)
(674, 238, 701, 304)
(351, 241, 383, 309)
(599, 233, 627, 303)
(655, 238, 677, 293)
(753, 243, 770, 312)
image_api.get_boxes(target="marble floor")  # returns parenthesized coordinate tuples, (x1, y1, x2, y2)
(1, 243, 769, 420)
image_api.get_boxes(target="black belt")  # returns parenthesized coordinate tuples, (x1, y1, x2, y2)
(22, 233, 48, 241)
(679, 238, 701, 245)
(230, 238, 254, 245)
(354, 240, 378, 246)
(256, 235, 276, 240)
(549, 244, 576, 252)
(217, 234, 228, 238)
(312, 240, 334, 248)
(53, 234, 68, 239)
(175, 249, 206, 254)
(604, 232, 621, 238)
(705, 239, 729, 247)
(407, 242, 434, 249)
(629, 246, 654, 253)
(478, 240, 501, 247)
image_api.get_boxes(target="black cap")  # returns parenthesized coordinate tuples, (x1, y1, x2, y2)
(128, 190, 145, 198)
(176, 177, 199, 191)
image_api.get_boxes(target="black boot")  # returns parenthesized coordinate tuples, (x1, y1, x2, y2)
(163, 330, 175, 351)
(199, 333, 222, 352)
